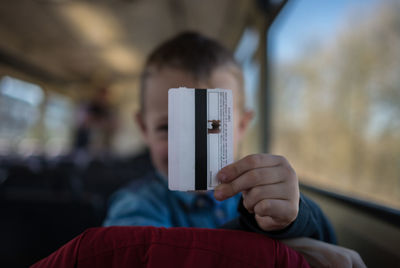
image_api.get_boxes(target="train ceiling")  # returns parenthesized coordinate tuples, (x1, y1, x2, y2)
(0, 0, 261, 85)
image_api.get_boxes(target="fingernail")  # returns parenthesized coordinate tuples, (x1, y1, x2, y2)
(218, 173, 227, 182)
(214, 190, 223, 200)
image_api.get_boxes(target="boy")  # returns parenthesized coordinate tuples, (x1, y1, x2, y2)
(103, 32, 365, 267)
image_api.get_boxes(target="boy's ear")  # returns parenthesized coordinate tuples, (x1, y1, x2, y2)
(237, 109, 254, 142)
(135, 112, 148, 138)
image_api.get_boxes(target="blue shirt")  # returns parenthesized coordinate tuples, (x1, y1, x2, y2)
(103, 171, 241, 228)
(103, 171, 337, 244)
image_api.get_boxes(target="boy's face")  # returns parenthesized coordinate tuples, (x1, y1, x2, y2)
(137, 67, 252, 177)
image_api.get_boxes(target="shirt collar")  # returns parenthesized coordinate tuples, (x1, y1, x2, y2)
(154, 171, 217, 209)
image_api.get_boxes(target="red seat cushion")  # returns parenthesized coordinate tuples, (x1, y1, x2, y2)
(31, 227, 310, 268)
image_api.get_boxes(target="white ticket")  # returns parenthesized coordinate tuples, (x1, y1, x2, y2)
(168, 87, 233, 191)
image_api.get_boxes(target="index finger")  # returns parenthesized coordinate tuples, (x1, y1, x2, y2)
(352, 251, 367, 268)
(217, 154, 284, 183)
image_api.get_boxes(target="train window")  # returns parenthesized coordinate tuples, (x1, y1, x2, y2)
(235, 28, 260, 108)
(269, 0, 400, 209)
(235, 28, 261, 156)
(43, 93, 73, 157)
(0, 76, 44, 155)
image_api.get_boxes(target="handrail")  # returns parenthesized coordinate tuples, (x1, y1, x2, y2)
(300, 183, 400, 228)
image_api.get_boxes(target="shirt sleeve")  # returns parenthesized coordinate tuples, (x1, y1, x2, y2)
(102, 189, 173, 228)
(222, 193, 337, 244)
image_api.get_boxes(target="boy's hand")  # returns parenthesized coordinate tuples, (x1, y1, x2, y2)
(214, 154, 299, 231)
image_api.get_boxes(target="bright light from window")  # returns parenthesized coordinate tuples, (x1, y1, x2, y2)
(0, 76, 44, 106)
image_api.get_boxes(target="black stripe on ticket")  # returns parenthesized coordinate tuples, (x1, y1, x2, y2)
(195, 89, 207, 190)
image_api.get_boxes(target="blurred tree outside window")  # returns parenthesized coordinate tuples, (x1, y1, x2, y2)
(44, 93, 73, 157)
(270, 0, 400, 209)
(0, 76, 44, 155)
(0, 76, 74, 157)
(235, 28, 262, 156)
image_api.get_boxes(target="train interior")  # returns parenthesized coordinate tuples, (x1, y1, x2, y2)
(0, 0, 399, 267)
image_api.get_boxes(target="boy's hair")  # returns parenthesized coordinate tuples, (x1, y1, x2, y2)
(139, 31, 244, 113)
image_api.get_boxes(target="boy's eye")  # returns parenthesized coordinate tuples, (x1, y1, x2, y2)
(156, 124, 168, 132)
